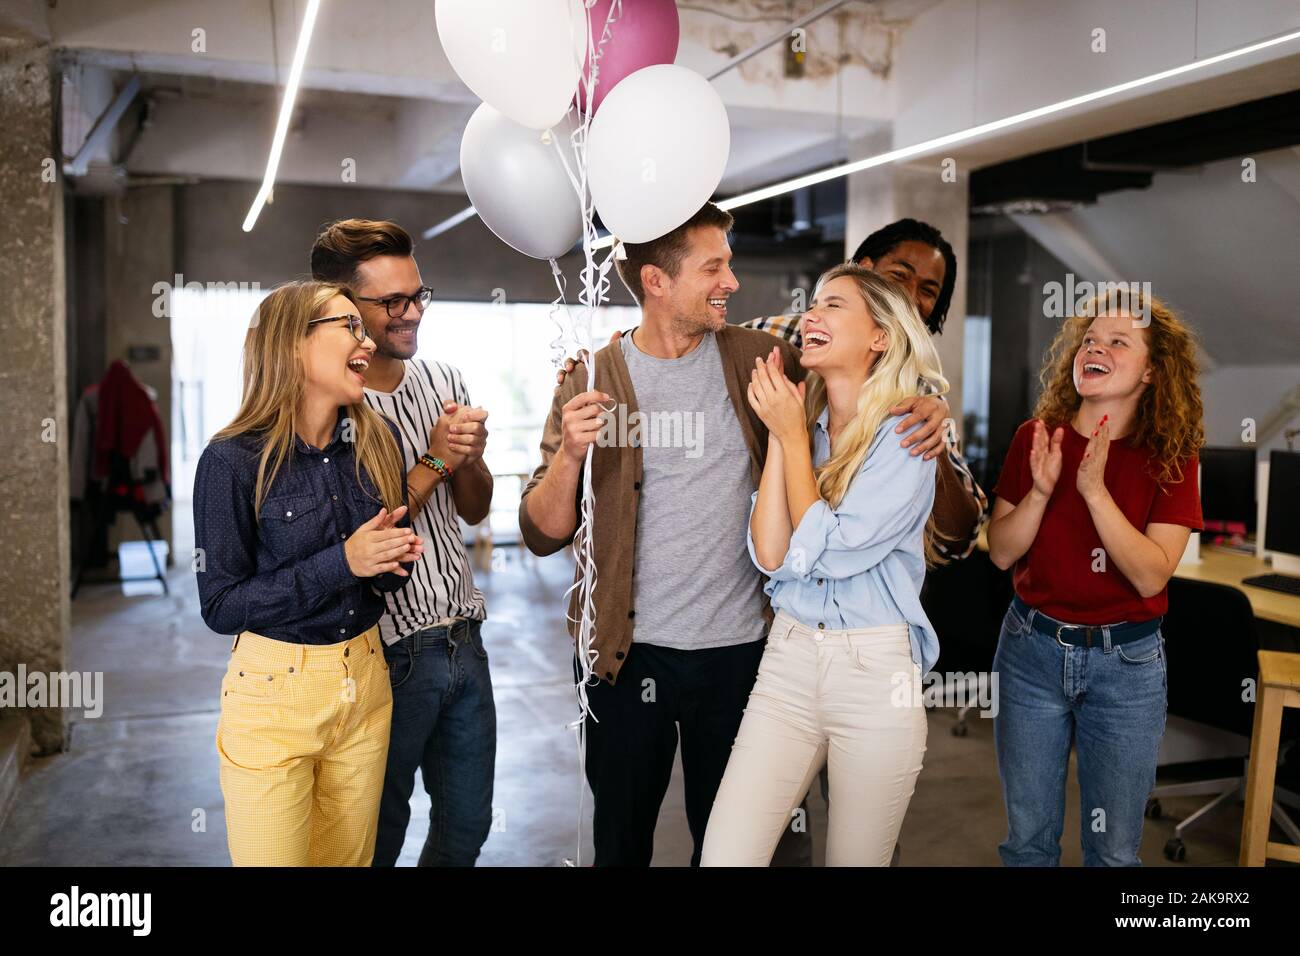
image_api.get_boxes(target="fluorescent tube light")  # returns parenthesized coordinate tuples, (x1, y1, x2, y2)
(242, 0, 323, 232)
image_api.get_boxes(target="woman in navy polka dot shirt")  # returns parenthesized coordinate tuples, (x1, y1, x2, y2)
(193, 280, 423, 865)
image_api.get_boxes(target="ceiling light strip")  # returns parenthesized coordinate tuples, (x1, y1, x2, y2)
(585, 26, 1300, 249)
(242, 0, 323, 233)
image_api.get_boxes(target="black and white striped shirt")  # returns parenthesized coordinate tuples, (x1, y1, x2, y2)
(362, 359, 486, 644)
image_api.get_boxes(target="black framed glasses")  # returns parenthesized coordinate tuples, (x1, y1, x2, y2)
(355, 286, 434, 318)
(306, 314, 367, 343)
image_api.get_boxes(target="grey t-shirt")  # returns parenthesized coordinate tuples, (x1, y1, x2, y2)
(618, 330, 766, 650)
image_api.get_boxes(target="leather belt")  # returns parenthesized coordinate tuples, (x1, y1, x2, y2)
(1012, 595, 1161, 648)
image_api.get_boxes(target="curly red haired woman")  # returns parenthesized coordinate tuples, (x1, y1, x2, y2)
(987, 290, 1205, 867)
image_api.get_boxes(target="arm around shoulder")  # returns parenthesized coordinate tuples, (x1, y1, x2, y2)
(930, 452, 985, 558)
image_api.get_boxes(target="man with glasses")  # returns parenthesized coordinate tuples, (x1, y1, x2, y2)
(311, 218, 496, 867)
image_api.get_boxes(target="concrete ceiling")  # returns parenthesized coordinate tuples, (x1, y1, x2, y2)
(49, 1, 1300, 209)
(35, 0, 1300, 372)
(52, 0, 938, 196)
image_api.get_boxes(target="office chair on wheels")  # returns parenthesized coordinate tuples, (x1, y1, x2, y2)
(1151, 577, 1300, 861)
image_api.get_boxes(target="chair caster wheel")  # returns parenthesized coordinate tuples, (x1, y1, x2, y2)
(1145, 797, 1162, 820)
(1163, 837, 1186, 862)
(951, 721, 968, 737)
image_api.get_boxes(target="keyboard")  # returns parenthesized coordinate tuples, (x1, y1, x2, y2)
(1242, 573, 1300, 597)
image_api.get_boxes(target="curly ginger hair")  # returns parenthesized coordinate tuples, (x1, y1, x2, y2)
(1033, 290, 1205, 487)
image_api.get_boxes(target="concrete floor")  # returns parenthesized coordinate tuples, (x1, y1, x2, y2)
(0, 536, 1259, 867)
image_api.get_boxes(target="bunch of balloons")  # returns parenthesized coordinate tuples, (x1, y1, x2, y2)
(437, 0, 731, 256)
(437, 2, 731, 865)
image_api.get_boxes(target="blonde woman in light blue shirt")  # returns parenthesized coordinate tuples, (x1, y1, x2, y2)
(701, 264, 947, 867)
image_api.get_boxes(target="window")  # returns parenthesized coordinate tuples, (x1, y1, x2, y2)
(416, 300, 638, 477)
(961, 314, 992, 481)
(170, 285, 637, 514)
(170, 284, 269, 508)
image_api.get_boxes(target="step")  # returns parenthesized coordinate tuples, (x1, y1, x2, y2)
(0, 714, 32, 832)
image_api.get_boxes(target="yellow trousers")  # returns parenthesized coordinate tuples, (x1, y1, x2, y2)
(216, 627, 392, 866)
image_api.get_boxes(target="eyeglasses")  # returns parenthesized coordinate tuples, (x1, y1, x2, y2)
(355, 286, 434, 319)
(306, 314, 368, 343)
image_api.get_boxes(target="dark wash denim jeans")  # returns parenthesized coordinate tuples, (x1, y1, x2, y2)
(993, 599, 1167, 867)
(372, 619, 497, 867)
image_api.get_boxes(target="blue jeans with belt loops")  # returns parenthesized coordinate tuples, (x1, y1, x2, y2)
(993, 600, 1167, 867)
(372, 620, 496, 867)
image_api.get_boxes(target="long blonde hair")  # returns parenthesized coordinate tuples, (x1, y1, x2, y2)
(211, 280, 405, 519)
(1034, 289, 1204, 486)
(803, 265, 950, 561)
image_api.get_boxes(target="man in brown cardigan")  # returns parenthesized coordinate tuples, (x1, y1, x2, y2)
(520, 204, 976, 865)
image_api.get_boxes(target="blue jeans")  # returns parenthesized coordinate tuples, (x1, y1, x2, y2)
(993, 599, 1167, 867)
(372, 619, 496, 867)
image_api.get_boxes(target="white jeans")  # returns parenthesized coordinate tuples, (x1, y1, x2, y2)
(701, 610, 928, 866)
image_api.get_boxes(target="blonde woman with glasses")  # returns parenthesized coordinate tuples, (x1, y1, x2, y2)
(702, 265, 945, 866)
(194, 280, 423, 866)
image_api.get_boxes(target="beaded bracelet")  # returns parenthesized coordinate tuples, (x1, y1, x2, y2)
(419, 454, 453, 481)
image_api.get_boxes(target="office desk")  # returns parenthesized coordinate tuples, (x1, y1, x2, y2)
(1174, 548, 1300, 629)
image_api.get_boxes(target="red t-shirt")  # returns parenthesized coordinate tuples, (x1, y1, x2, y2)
(993, 420, 1203, 624)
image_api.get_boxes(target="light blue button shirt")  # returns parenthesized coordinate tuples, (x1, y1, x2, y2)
(747, 409, 941, 674)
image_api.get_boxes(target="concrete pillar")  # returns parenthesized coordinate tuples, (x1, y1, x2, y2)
(0, 38, 70, 754)
(845, 132, 969, 431)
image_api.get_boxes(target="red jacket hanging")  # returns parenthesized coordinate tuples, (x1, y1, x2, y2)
(93, 359, 170, 487)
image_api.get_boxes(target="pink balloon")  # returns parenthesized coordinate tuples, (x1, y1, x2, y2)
(578, 0, 680, 115)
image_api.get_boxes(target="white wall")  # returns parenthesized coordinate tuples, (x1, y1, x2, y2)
(1201, 364, 1300, 454)
(892, 0, 1300, 165)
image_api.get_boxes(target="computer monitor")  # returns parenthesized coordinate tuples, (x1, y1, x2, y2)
(1199, 447, 1256, 535)
(1263, 450, 1300, 576)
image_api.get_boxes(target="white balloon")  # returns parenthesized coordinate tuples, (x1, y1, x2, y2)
(587, 65, 730, 244)
(461, 104, 583, 260)
(435, 0, 587, 131)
